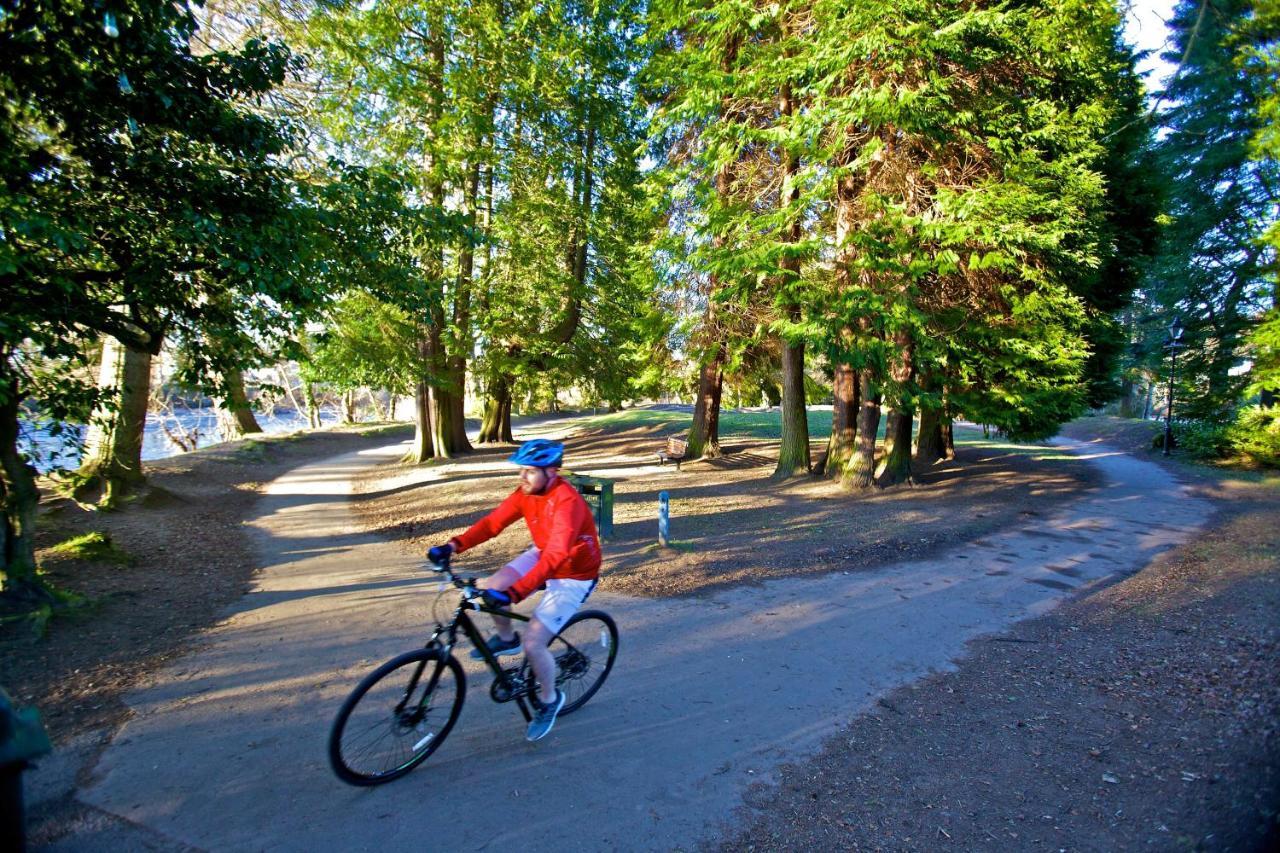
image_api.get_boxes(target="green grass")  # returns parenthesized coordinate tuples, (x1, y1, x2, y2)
(583, 408, 842, 440)
(45, 531, 132, 565)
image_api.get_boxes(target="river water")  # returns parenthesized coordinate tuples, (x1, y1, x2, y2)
(19, 407, 341, 474)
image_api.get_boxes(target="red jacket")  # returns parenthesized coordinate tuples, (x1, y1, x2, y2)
(450, 476, 601, 603)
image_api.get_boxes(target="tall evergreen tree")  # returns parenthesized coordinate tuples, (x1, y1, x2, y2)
(1145, 0, 1279, 420)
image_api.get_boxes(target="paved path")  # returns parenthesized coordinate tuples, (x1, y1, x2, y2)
(65, 438, 1210, 851)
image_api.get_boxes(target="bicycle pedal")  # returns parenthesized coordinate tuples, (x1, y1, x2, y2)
(490, 667, 528, 703)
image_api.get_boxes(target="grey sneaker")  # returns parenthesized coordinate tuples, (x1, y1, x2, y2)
(469, 632, 521, 661)
(525, 690, 566, 742)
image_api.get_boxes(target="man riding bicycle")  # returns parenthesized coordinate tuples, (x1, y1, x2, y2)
(428, 439, 601, 742)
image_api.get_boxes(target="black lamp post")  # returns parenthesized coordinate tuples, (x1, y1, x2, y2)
(1163, 316, 1186, 456)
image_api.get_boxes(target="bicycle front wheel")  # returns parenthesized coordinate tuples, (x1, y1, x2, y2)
(552, 610, 618, 715)
(328, 648, 465, 786)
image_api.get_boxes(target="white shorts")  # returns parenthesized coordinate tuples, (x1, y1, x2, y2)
(504, 547, 597, 634)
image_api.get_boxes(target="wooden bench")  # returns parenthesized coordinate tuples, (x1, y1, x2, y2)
(657, 436, 688, 471)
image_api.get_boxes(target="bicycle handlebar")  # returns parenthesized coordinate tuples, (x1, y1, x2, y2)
(426, 555, 471, 591)
(426, 555, 500, 606)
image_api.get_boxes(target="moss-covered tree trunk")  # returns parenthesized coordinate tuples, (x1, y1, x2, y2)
(426, 322, 459, 460)
(80, 336, 152, 508)
(0, 369, 50, 604)
(822, 360, 858, 478)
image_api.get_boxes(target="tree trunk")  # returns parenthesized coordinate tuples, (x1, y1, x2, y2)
(771, 33, 809, 480)
(408, 329, 435, 463)
(366, 388, 387, 421)
(686, 347, 724, 459)
(845, 370, 881, 489)
(830, 130, 879, 489)
(218, 367, 263, 439)
(479, 374, 514, 444)
(942, 419, 955, 460)
(915, 403, 945, 466)
(303, 382, 320, 429)
(1119, 373, 1141, 418)
(444, 156, 481, 456)
(822, 360, 858, 478)
(876, 330, 915, 486)
(775, 331, 811, 478)
(877, 410, 913, 486)
(0, 367, 51, 604)
(80, 336, 152, 508)
(445, 381, 472, 452)
(915, 368, 945, 466)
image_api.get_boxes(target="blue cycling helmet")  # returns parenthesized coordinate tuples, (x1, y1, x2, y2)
(509, 439, 564, 468)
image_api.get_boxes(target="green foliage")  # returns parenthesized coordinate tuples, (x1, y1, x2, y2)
(1139, 0, 1279, 419)
(290, 0, 658, 417)
(1246, 307, 1280, 398)
(302, 292, 417, 397)
(645, 0, 1132, 444)
(1171, 418, 1233, 460)
(1226, 405, 1280, 466)
(1, 0, 307, 384)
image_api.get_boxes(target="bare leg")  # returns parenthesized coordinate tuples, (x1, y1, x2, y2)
(483, 566, 523, 642)
(523, 617, 558, 705)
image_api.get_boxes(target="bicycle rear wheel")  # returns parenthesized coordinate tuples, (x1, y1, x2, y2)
(328, 648, 465, 786)
(551, 610, 618, 715)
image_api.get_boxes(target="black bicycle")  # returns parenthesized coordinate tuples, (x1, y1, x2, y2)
(328, 555, 619, 786)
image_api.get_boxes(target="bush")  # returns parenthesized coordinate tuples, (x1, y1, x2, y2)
(1168, 418, 1232, 459)
(1226, 406, 1280, 467)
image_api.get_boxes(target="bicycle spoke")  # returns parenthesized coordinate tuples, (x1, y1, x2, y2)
(550, 611, 617, 715)
(330, 650, 465, 784)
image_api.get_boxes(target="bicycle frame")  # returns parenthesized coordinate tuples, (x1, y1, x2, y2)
(423, 565, 537, 722)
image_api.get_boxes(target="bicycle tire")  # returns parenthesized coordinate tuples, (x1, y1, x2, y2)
(550, 609, 618, 715)
(328, 648, 466, 786)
